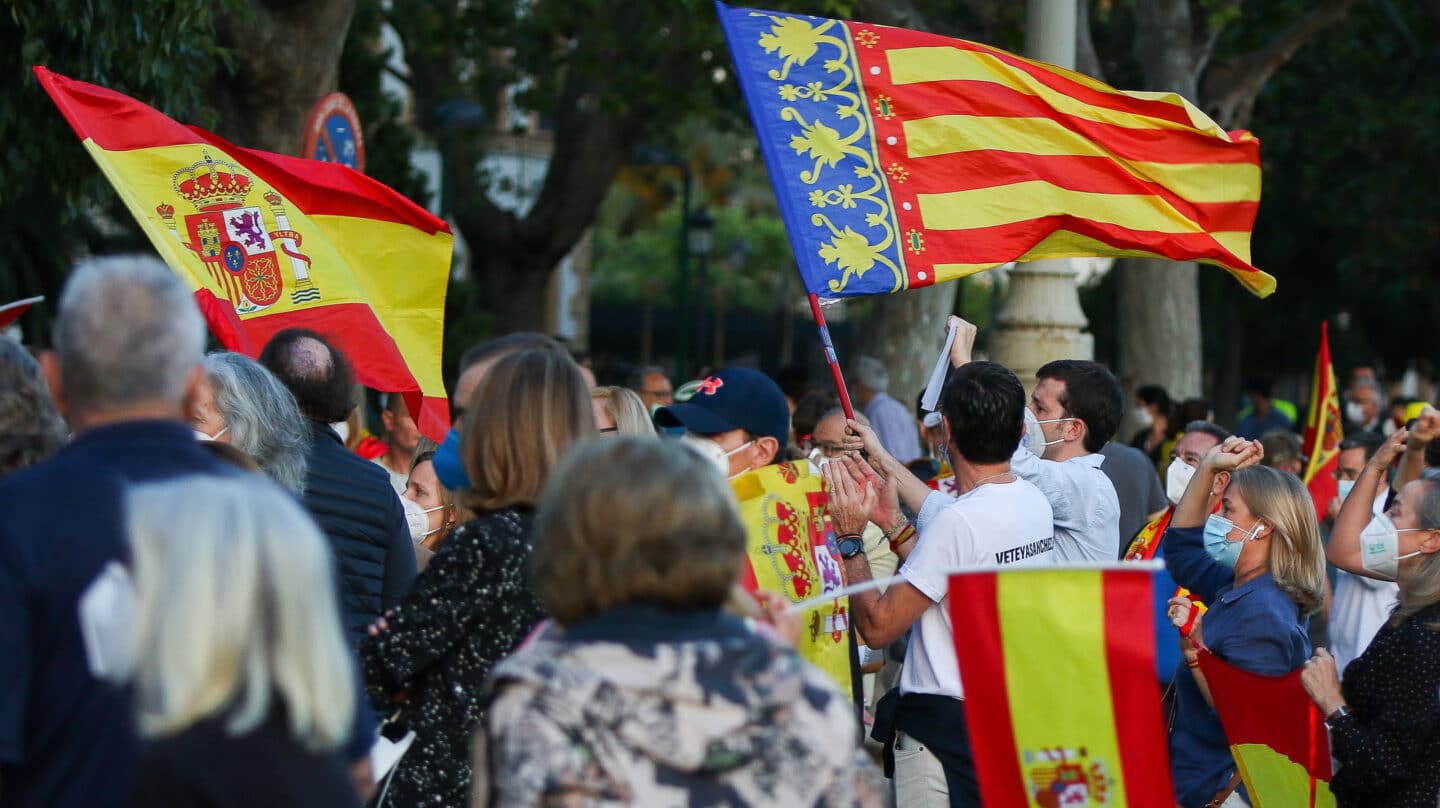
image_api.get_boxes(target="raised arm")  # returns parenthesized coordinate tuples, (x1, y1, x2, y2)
(1392, 407, 1439, 494)
(1328, 429, 1407, 579)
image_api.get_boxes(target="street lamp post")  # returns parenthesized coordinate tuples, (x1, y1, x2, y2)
(686, 208, 716, 375)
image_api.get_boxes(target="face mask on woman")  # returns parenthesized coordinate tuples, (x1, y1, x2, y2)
(194, 426, 229, 442)
(1203, 514, 1265, 569)
(402, 497, 446, 546)
(1358, 513, 1426, 580)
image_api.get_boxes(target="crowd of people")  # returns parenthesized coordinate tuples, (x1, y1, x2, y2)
(0, 255, 1437, 807)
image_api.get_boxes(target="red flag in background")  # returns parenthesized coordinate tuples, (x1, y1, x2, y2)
(1300, 322, 1343, 521)
(1197, 652, 1334, 807)
(0, 297, 42, 330)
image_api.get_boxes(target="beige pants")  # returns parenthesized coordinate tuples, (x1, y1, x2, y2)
(892, 730, 950, 808)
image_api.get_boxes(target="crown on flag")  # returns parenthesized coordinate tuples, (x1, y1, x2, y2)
(171, 152, 253, 209)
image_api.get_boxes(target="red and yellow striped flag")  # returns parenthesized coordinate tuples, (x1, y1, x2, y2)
(1301, 322, 1344, 521)
(718, 4, 1272, 298)
(949, 566, 1173, 807)
(35, 67, 452, 441)
(1197, 651, 1334, 807)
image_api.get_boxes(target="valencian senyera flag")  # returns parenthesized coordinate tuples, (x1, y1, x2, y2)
(1301, 322, 1343, 522)
(717, 4, 1274, 298)
(35, 67, 452, 441)
(1198, 651, 1335, 808)
(733, 461, 853, 694)
(949, 565, 1174, 807)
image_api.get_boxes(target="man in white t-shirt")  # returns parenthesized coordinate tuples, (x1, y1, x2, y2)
(1326, 432, 1400, 673)
(826, 360, 1053, 808)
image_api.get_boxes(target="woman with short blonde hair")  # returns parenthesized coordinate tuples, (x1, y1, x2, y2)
(475, 438, 883, 806)
(126, 476, 359, 806)
(1164, 439, 1324, 807)
(362, 348, 593, 807)
(589, 385, 653, 436)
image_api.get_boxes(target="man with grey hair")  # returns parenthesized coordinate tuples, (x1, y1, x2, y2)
(851, 356, 921, 464)
(1344, 376, 1384, 434)
(0, 256, 238, 806)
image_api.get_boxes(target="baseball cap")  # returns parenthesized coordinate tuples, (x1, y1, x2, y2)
(655, 367, 791, 445)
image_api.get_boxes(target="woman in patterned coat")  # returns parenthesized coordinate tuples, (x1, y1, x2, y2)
(361, 349, 594, 807)
(472, 437, 884, 807)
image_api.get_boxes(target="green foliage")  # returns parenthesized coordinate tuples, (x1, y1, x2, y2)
(0, 0, 242, 331)
(339, 0, 431, 206)
(1236, 1, 1440, 374)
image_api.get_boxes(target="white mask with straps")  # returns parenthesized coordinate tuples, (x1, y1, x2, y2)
(194, 426, 229, 442)
(679, 431, 754, 480)
(402, 497, 447, 546)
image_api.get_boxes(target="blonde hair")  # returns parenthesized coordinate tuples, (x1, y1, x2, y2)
(589, 386, 654, 436)
(462, 349, 594, 512)
(533, 437, 746, 625)
(1229, 466, 1327, 614)
(126, 477, 354, 750)
(1394, 472, 1440, 628)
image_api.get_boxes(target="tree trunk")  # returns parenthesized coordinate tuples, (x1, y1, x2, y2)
(471, 246, 553, 334)
(210, 0, 358, 154)
(857, 285, 957, 411)
(1116, 0, 1204, 401)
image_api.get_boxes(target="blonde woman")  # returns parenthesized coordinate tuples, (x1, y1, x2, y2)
(1309, 427, 1440, 807)
(402, 447, 463, 570)
(1163, 437, 1325, 808)
(475, 438, 882, 806)
(127, 476, 359, 807)
(590, 385, 653, 435)
(361, 349, 594, 807)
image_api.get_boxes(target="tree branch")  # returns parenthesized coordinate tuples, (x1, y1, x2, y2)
(1200, 0, 1361, 128)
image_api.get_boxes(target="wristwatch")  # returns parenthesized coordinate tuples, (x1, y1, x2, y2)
(837, 534, 865, 559)
(1324, 705, 1351, 728)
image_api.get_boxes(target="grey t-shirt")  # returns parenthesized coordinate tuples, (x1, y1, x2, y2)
(1098, 441, 1167, 557)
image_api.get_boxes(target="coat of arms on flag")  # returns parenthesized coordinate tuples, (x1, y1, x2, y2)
(156, 154, 318, 314)
(733, 462, 853, 693)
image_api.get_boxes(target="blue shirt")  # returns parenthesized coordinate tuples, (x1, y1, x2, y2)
(1163, 525, 1310, 808)
(1234, 408, 1294, 441)
(864, 392, 922, 465)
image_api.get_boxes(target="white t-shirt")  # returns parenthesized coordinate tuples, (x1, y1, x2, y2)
(1330, 494, 1400, 675)
(899, 479, 1055, 700)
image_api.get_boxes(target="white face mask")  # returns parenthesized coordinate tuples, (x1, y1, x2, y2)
(194, 426, 229, 442)
(402, 496, 447, 546)
(807, 447, 832, 471)
(1134, 408, 1154, 429)
(1166, 458, 1197, 505)
(1359, 513, 1426, 581)
(1345, 401, 1366, 425)
(1023, 408, 1047, 456)
(680, 431, 754, 479)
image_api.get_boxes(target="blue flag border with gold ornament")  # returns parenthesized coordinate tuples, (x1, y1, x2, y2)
(716, 2, 909, 297)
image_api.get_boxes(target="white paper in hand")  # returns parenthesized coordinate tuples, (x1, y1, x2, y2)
(77, 561, 137, 682)
(921, 321, 960, 414)
(371, 731, 416, 784)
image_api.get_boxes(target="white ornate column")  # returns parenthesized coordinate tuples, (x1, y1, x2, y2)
(987, 0, 1094, 381)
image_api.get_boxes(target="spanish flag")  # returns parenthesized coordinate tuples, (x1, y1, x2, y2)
(1197, 651, 1335, 807)
(949, 566, 1173, 807)
(718, 4, 1272, 298)
(1301, 322, 1344, 521)
(34, 67, 452, 441)
(732, 461, 853, 695)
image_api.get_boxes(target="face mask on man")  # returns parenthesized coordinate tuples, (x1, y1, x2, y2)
(402, 496, 447, 546)
(1025, 407, 1074, 455)
(1166, 458, 1196, 505)
(1134, 408, 1154, 430)
(1345, 401, 1366, 425)
(1336, 478, 1356, 502)
(680, 431, 754, 479)
(194, 426, 229, 442)
(1358, 513, 1426, 580)
(1203, 514, 1265, 569)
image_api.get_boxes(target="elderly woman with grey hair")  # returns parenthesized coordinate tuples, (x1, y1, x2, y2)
(0, 338, 66, 477)
(192, 352, 310, 493)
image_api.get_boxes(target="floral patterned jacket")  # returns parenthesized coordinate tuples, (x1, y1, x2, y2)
(472, 604, 884, 807)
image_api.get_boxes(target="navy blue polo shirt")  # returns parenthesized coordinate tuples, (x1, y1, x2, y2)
(1162, 525, 1310, 808)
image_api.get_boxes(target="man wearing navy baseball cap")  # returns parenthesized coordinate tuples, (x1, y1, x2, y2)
(655, 367, 791, 480)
